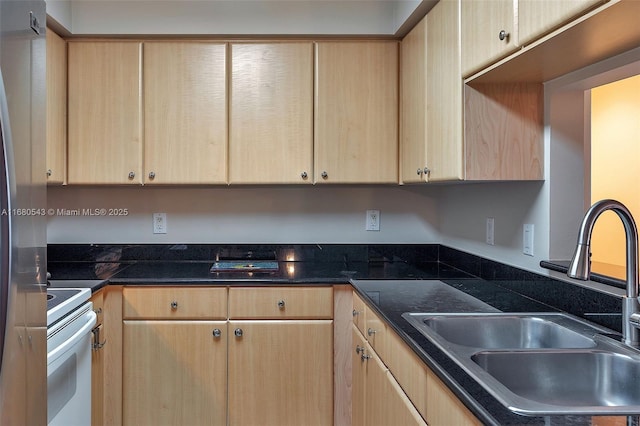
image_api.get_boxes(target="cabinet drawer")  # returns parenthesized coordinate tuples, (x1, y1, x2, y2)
(123, 287, 228, 319)
(228, 286, 333, 319)
(352, 292, 367, 335)
(365, 306, 388, 360)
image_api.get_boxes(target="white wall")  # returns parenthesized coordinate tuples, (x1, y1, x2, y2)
(437, 181, 550, 273)
(47, 186, 440, 244)
(66, 0, 407, 35)
(46, 0, 72, 31)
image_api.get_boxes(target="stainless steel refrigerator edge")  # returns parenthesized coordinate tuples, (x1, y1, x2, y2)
(0, 1, 47, 425)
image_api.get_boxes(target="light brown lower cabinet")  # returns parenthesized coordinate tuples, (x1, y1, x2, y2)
(352, 324, 426, 426)
(123, 320, 228, 425)
(110, 285, 481, 426)
(228, 320, 334, 426)
(120, 286, 333, 426)
(351, 291, 481, 426)
(89, 291, 104, 426)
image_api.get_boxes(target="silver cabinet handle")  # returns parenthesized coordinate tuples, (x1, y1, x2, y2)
(499, 30, 509, 41)
(92, 325, 106, 351)
(416, 168, 423, 176)
(128, 171, 136, 180)
(361, 353, 371, 362)
(301, 171, 308, 179)
(148, 171, 155, 180)
(212, 328, 222, 338)
(367, 328, 377, 336)
(277, 300, 285, 309)
(423, 167, 430, 175)
(47, 169, 52, 177)
(321, 171, 328, 179)
(234, 328, 243, 337)
(170, 301, 178, 310)
(355, 345, 364, 354)
(352, 309, 361, 317)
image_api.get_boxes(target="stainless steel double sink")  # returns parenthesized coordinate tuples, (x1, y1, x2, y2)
(402, 312, 640, 416)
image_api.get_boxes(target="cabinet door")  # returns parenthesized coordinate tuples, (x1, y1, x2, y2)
(426, 0, 464, 181)
(352, 325, 367, 426)
(68, 42, 142, 184)
(229, 43, 313, 184)
(400, 16, 429, 184)
(144, 42, 227, 184)
(315, 41, 398, 183)
(90, 292, 105, 426)
(228, 320, 333, 426)
(461, 0, 518, 77)
(426, 369, 482, 426)
(386, 328, 429, 421)
(518, 0, 604, 46)
(123, 321, 227, 426)
(364, 342, 426, 426)
(46, 29, 66, 185)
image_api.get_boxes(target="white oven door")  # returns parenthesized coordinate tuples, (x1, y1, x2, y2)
(47, 303, 96, 426)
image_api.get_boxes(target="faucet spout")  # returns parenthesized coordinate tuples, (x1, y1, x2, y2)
(568, 199, 640, 345)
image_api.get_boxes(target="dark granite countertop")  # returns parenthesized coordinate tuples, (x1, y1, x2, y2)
(47, 244, 632, 425)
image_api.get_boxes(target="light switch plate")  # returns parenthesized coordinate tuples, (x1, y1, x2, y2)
(523, 224, 534, 256)
(486, 218, 495, 246)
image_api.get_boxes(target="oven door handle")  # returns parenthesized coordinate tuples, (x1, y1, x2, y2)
(47, 310, 97, 364)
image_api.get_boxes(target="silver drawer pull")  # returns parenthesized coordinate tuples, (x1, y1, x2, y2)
(170, 301, 178, 310)
(92, 325, 107, 351)
(352, 309, 361, 317)
(367, 328, 377, 336)
(234, 328, 243, 337)
(212, 328, 222, 338)
(277, 300, 285, 309)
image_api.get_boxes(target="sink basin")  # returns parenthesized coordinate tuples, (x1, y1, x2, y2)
(472, 350, 640, 408)
(401, 312, 640, 415)
(422, 315, 595, 349)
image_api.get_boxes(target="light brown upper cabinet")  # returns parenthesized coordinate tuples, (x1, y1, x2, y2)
(400, 16, 428, 184)
(461, 0, 519, 77)
(400, 0, 464, 184)
(518, 0, 605, 46)
(67, 41, 142, 184)
(229, 43, 313, 184)
(314, 41, 399, 184)
(426, 0, 464, 181)
(46, 29, 67, 185)
(144, 42, 227, 184)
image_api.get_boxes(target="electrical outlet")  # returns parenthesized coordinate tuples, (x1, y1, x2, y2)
(486, 217, 495, 246)
(366, 210, 380, 231)
(523, 224, 534, 256)
(153, 213, 167, 234)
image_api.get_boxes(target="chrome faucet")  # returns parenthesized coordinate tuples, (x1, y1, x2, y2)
(568, 199, 640, 346)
